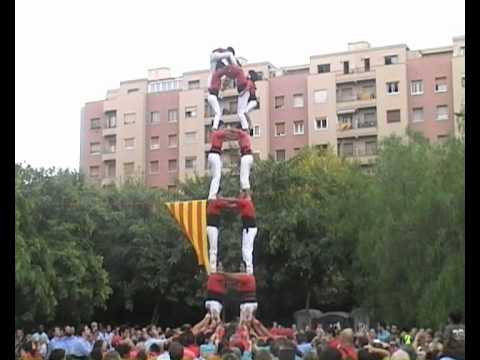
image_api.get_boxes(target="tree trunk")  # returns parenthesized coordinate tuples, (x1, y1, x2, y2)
(306, 289, 311, 310)
(151, 303, 160, 324)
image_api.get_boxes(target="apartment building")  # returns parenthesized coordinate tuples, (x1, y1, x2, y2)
(80, 37, 465, 189)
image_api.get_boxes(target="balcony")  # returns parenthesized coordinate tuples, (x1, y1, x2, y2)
(337, 92, 376, 110)
(339, 145, 378, 164)
(337, 111, 377, 139)
(102, 148, 116, 161)
(102, 127, 116, 136)
(101, 178, 116, 187)
(335, 67, 376, 83)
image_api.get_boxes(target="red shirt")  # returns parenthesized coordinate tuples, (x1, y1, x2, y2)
(186, 345, 200, 358)
(207, 199, 230, 216)
(235, 198, 256, 219)
(210, 130, 226, 152)
(183, 348, 196, 359)
(237, 274, 256, 293)
(238, 130, 252, 155)
(207, 273, 227, 294)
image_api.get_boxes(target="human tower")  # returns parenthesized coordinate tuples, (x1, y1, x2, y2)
(204, 47, 260, 323)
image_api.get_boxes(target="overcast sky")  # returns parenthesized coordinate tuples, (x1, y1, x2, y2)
(15, 0, 464, 170)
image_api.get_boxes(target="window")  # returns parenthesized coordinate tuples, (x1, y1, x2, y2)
(168, 134, 178, 148)
(343, 61, 350, 74)
(168, 159, 177, 172)
(185, 156, 197, 170)
(150, 111, 160, 124)
(168, 109, 178, 122)
(150, 136, 160, 150)
(148, 79, 181, 93)
(436, 105, 449, 121)
(412, 108, 424, 123)
(387, 82, 399, 94)
(188, 80, 200, 90)
(185, 106, 197, 118)
(294, 148, 301, 155)
(364, 58, 370, 72)
(338, 87, 354, 102)
(411, 80, 424, 95)
(185, 131, 197, 144)
(90, 142, 101, 155)
(275, 150, 286, 161)
(365, 141, 377, 155)
(294, 121, 304, 135)
(317, 64, 331, 73)
(150, 161, 159, 174)
(315, 117, 328, 130)
(293, 94, 304, 108)
(385, 55, 399, 65)
(435, 77, 448, 93)
(90, 118, 101, 129)
(128, 88, 139, 94)
(387, 109, 401, 123)
(105, 111, 116, 128)
(459, 46, 465, 56)
(124, 162, 134, 176)
(461, 75, 465, 88)
(275, 96, 285, 109)
(105, 136, 116, 153)
(253, 152, 261, 162)
(167, 185, 177, 192)
(342, 143, 354, 156)
(275, 122, 286, 136)
(105, 161, 116, 178)
(314, 89, 328, 104)
(89, 166, 100, 178)
(124, 137, 135, 150)
(124, 112, 136, 125)
(253, 125, 260, 137)
(437, 135, 449, 143)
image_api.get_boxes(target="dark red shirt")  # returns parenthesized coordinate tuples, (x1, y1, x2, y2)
(207, 273, 227, 295)
(207, 199, 230, 216)
(235, 198, 256, 219)
(238, 130, 252, 155)
(210, 130, 226, 153)
(237, 274, 256, 293)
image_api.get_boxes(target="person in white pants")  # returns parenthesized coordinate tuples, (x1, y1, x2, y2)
(208, 47, 238, 88)
(230, 128, 254, 194)
(237, 70, 259, 130)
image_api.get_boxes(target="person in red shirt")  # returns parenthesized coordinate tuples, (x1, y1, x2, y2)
(229, 128, 254, 195)
(237, 70, 259, 131)
(227, 193, 257, 274)
(205, 273, 227, 321)
(207, 194, 236, 272)
(207, 128, 237, 200)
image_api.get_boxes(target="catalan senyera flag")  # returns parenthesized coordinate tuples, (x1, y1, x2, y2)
(165, 200, 210, 274)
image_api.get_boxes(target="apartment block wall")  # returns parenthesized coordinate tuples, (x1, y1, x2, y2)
(81, 100, 104, 184)
(146, 91, 180, 188)
(269, 73, 309, 159)
(407, 51, 454, 141)
(451, 37, 465, 137)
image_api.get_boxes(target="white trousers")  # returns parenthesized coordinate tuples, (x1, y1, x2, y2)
(237, 91, 258, 130)
(208, 51, 237, 87)
(240, 302, 258, 322)
(242, 227, 257, 274)
(240, 154, 254, 191)
(207, 226, 219, 273)
(208, 153, 222, 200)
(205, 300, 223, 318)
(207, 94, 224, 130)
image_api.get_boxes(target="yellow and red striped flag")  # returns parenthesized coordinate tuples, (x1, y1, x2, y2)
(165, 200, 210, 274)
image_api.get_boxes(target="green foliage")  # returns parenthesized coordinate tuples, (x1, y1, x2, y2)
(15, 132, 464, 328)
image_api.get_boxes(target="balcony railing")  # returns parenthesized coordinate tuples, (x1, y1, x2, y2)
(340, 147, 378, 157)
(338, 119, 377, 131)
(337, 92, 376, 103)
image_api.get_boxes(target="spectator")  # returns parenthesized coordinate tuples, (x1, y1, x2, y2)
(20, 341, 41, 360)
(48, 349, 66, 360)
(441, 311, 465, 360)
(104, 351, 122, 360)
(169, 341, 184, 360)
(377, 324, 390, 343)
(116, 343, 132, 359)
(318, 348, 342, 360)
(16, 329, 26, 358)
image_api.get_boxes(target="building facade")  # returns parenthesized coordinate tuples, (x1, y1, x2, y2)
(80, 37, 465, 189)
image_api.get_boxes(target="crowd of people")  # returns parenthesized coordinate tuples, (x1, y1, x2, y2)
(14, 311, 465, 360)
